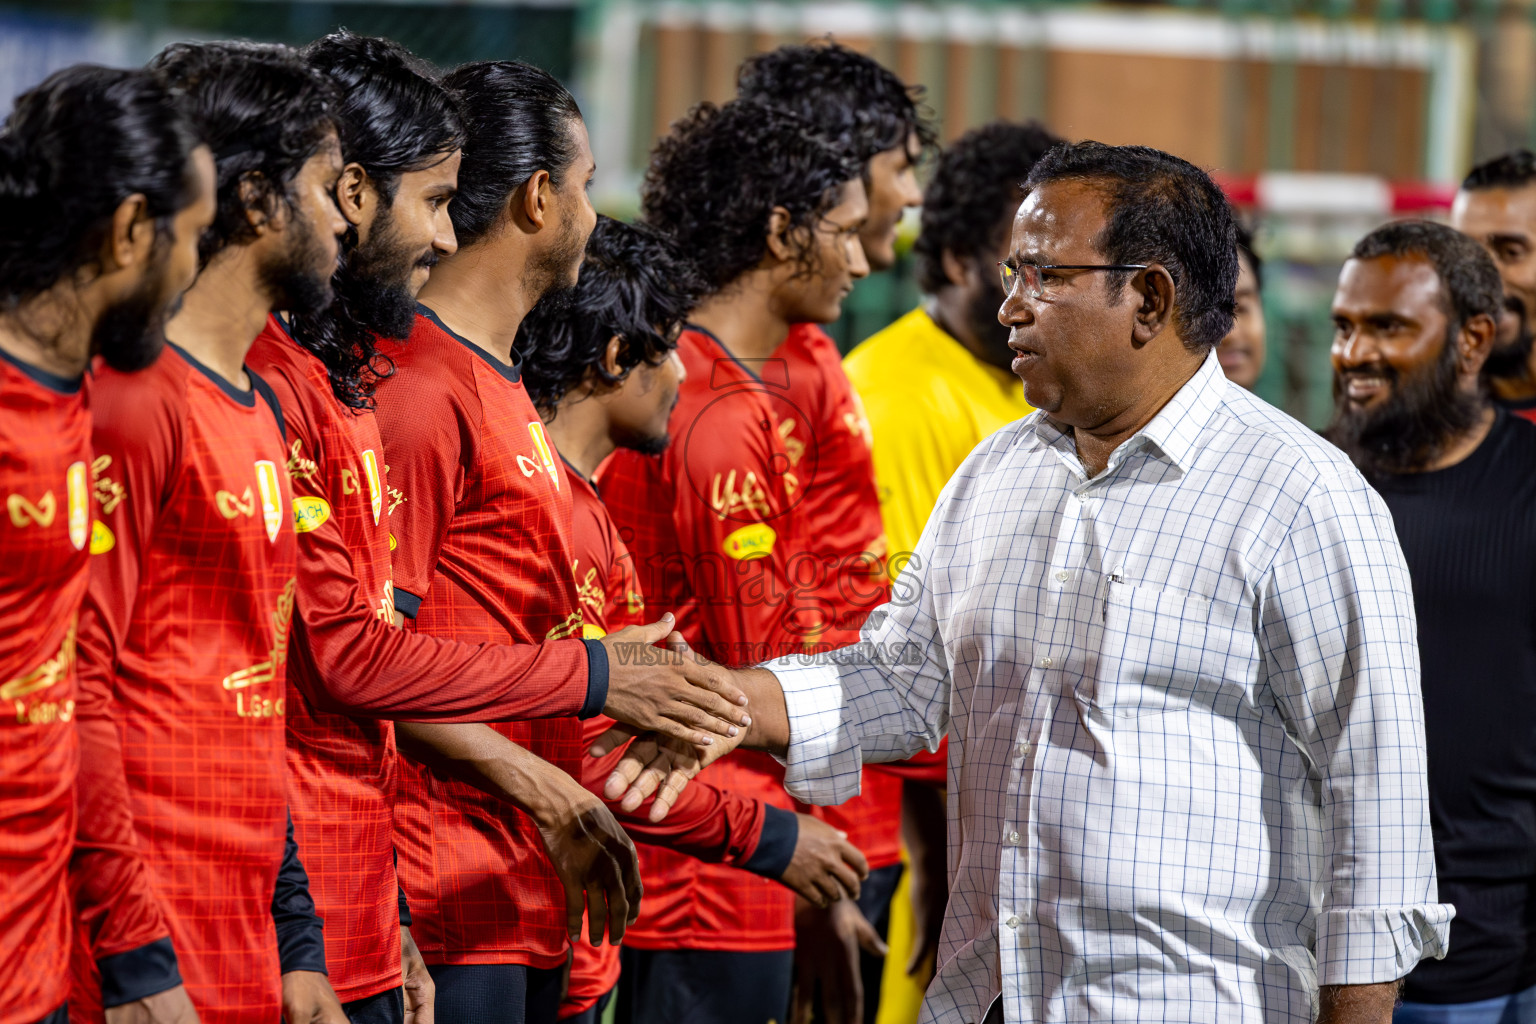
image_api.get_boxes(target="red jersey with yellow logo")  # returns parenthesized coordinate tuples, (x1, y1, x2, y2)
(73, 344, 295, 1023)
(563, 462, 776, 1013)
(775, 324, 904, 870)
(372, 306, 588, 968)
(599, 325, 809, 952)
(250, 317, 595, 999)
(0, 349, 90, 1023)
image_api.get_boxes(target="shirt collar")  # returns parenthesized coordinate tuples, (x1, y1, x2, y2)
(1022, 347, 1228, 477)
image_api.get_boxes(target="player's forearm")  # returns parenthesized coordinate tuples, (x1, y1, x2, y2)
(394, 721, 572, 826)
(298, 565, 592, 721)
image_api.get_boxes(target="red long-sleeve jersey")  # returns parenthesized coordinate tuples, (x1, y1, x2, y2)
(599, 326, 812, 952)
(562, 462, 794, 1016)
(72, 345, 295, 1023)
(0, 350, 90, 1024)
(249, 317, 599, 1001)
(372, 306, 591, 968)
(776, 324, 904, 870)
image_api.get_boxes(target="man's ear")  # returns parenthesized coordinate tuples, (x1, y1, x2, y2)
(239, 172, 277, 233)
(518, 169, 552, 231)
(334, 163, 372, 233)
(1130, 265, 1176, 346)
(940, 249, 973, 290)
(764, 206, 795, 263)
(102, 193, 153, 275)
(1458, 311, 1498, 380)
(602, 334, 625, 378)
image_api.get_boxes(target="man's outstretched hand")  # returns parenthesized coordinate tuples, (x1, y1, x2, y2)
(589, 632, 749, 820)
(598, 614, 751, 750)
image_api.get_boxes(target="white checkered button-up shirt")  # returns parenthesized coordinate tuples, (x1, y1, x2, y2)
(770, 350, 1453, 1024)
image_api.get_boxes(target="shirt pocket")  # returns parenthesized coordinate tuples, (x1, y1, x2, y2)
(1085, 581, 1214, 717)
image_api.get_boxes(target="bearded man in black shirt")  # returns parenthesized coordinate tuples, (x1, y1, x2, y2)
(1327, 220, 1536, 1022)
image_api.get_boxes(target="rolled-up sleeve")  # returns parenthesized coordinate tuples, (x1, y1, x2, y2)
(1260, 472, 1453, 984)
(769, 526, 953, 806)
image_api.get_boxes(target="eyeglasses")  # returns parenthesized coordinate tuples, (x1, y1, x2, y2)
(998, 260, 1149, 300)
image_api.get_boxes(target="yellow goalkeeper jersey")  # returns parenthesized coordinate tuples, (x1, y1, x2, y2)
(843, 306, 1034, 563)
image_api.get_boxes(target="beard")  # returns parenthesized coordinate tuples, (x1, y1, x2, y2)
(528, 213, 586, 303)
(614, 423, 670, 456)
(1484, 297, 1535, 380)
(964, 278, 1015, 373)
(261, 212, 335, 317)
(93, 265, 178, 372)
(1325, 326, 1484, 478)
(334, 204, 437, 341)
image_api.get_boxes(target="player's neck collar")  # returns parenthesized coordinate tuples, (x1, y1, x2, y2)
(0, 344, 81, 395)
(417, 302, 522, 384)
(169, 342, 256, 408)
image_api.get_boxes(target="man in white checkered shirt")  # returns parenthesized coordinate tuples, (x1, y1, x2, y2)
(603, 141, 1453, 1023)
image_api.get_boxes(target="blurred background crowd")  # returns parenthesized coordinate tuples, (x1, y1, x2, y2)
(3, 0, 1527, 429)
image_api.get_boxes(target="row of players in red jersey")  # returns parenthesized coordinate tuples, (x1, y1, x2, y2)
(0, 31, 946, 1024)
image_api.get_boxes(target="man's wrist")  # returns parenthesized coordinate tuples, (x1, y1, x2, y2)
(737, 667, 790, 755)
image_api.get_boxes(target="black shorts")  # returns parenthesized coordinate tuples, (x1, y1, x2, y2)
(429, 963, 564, 1024)
(615, 948, 793, 1024)
(344, 986, 405, 1024)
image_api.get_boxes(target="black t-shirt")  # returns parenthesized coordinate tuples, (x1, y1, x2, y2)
(1372, 409, 1536, 1001)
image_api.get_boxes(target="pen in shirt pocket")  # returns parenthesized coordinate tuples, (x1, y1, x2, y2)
(1102, 567, 1123, 621)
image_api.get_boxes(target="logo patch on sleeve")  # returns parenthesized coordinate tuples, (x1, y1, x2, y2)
(722, 522, 776, 560)
(292, 496, 331, 533)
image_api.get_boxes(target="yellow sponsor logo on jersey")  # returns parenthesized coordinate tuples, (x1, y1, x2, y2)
(255, 460, 282, 543)
(222, 578, 296, 701)
(89, 520, 115, 555)
(292, 496, 331, 533)
(92, 455, 125, 515)
(362, 449, 383, 525)
(545, 611, 584, 640)
(7, 490, 55, 528)
(66, 461, 88, 550)
(216, 488, 255, 520)
(526, 421, 559, 491)
(722, 522, 776, 561)
(1, 620, 75, 702)
(388, 532, 397, 551)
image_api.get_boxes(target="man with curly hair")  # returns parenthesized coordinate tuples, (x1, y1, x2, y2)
(515, 215, 869, 1024)
(846, 120, 1060, 562)
(596, 99, 870, 1024)
(737, 40, 944, 1024)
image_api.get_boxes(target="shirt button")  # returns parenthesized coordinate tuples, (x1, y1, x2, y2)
(1004, 915, 1022, 929)
(1016, 740, 1032, 758)
(1007, 830, 1022, 845)
(1055, 571, 1069, 582)
(1038, 656, 1052, 669)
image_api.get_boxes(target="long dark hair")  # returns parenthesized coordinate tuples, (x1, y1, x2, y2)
(289, 31, 465, 409)
(0, 65, 200, 307)
(439, 60, 583, 249)
(148, 41, 336, 266)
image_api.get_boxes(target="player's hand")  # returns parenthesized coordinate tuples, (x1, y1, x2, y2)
(599, 614, 750, 748)
(280, 970, 349, 1023)
(589, 632, 745, 821)
(104, 985, 201, 1024)
(789, 896, 888, 1024)
(400, 925, 435, 1024)
(778, 814, 868, 908)
(529, 765, 643, 947)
